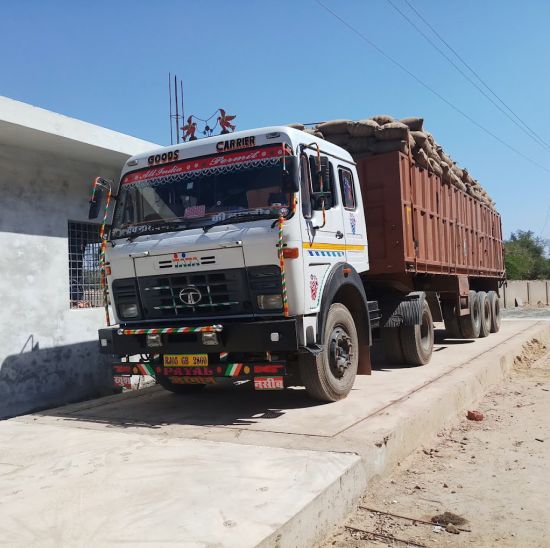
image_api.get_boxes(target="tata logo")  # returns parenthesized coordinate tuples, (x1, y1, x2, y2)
(179, 286, 202, 306)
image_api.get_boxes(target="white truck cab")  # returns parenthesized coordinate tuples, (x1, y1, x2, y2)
(95, 126, 380, 401)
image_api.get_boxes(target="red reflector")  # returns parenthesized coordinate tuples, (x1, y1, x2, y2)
(254, 365, 285, 374)
(282, 247, 299, 259)
(113, 365, 132, 374)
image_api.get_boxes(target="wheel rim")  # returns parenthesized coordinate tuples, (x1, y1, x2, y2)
(328, 325, 353, 379)
(419, 310, 432, 351)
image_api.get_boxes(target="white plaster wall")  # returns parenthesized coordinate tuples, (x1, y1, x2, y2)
(0, 142, 123, 417)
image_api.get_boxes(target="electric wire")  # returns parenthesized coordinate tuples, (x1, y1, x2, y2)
(403, 0, 550, 153)
(386, 0, 550, 153)
(315, 0, 550, 175)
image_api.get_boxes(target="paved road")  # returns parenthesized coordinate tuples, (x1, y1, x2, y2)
(1, 319, 549, 547)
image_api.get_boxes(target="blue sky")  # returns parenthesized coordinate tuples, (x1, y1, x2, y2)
(1, 0, 549, 239)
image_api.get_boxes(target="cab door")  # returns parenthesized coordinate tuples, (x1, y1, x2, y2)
(337, 165, 369, 273)
(300, 151, 347, 312)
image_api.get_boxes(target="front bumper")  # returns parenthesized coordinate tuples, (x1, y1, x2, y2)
(98, 318, 298, 355)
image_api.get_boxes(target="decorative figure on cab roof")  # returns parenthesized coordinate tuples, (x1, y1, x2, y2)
(181, 116, 198, 141)
(218, 108, 236, 134)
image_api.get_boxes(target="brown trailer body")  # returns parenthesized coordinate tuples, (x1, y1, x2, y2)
(356, 151, 504, 292)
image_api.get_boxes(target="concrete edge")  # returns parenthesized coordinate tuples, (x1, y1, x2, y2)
(358, 323, 550, 482)
(266, 322, 550, 548)
(257, 453, 366, 548)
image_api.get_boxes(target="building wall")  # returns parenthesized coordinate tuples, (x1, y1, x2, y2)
(0, 142, 122, 418)
(501, 280, 550, 308)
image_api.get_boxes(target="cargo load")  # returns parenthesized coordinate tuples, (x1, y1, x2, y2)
(288, 115, 495, 209)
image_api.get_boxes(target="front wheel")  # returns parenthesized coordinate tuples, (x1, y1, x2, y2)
(299, 303, 359, 402)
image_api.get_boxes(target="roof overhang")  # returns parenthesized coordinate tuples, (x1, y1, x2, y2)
(0, 96, 160, 168)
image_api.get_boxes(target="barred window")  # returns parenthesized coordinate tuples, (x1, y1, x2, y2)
(68, 221, 102, 308)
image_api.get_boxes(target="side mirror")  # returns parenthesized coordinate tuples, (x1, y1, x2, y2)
(311, 191, 334, 210)
(282, 156, 300, 193)
(88, 186, 105, 219)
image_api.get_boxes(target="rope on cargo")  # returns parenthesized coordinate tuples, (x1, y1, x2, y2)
(117, 325, 223, 336)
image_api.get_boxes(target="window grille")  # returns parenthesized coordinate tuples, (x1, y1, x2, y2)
(68, 221, 102, 308)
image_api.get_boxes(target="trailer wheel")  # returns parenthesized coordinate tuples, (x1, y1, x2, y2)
(299, 303, 358, 402)
(157, 375, 206, 394)
(442, 301, 462, 339)
(381, 327, 404, 364)
(487, 291, 501, 333)
(400, 299, 434, 365)
(478, 291, 491, 338)
(459, 290, 481, 339)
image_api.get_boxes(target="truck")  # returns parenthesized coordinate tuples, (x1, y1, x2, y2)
(91, 124, 505, 402)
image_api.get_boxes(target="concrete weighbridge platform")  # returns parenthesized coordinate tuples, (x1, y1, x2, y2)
(1, 319, 549, 547)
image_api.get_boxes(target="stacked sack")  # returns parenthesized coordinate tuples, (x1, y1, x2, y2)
(286, 116, 495, 209)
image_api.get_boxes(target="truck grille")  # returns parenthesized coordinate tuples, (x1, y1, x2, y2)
(137, 268, 250, 319)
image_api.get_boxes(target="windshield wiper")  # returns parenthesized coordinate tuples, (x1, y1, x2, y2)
(202, 211, 275, 233)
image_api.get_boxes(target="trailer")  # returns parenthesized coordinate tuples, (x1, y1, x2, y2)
(91, 123, 504, 402)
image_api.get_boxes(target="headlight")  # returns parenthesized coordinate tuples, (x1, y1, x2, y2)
(119, 303, 139, 318)
(257, 294, 283, 310)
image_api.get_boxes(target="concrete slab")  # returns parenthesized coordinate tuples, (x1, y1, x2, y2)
(0, 421, 360, 548)
(3, 320, 550, 547)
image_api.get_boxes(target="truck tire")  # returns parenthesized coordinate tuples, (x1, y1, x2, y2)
(459, 290, 481, 339)
(442, 301, 461, 339)
(299, 303, 358, 402)
(478, 291, 491, 338)
(399, 299, 434, 365)
(381, 327, 404, 364)
(157, 375, 206, 394)
(487, 291, 501, 333)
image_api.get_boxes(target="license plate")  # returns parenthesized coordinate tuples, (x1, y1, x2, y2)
(164, 354, 208, 367)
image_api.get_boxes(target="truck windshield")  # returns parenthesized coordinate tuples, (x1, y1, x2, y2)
(111, 144, 292, 238)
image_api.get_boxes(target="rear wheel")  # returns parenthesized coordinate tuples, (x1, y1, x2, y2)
(478, 291, 491, 338)
(381, 327, 404, 364)
(400, 299, 434, 365)
(442, 301, 461, 339)
(300, 303, 358, 402)
(487, 291, 501, 333)
(156, 374, 206, 394)
(459, 290, 481, 339)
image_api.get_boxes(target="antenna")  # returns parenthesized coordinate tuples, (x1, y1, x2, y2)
(174, 74, 179, 144)
(168, 73, 173, 145)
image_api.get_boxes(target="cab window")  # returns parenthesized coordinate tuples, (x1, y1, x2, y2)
(309, 155, 336, 210)
(338, 167, 356, 210)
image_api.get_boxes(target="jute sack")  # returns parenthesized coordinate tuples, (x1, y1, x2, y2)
(400, 117, 424, 131)
(451, 163, 463, 179)
(347, 119, 379, 137)
(375, 121, 409, 141)
(428, 158, 443, 177)
(316, 120, 351, 135)
(413, 147, 429, 168)
(304, 128, 324, 138)
(411, 130, 427, 146)
(324, 133, 350, 147)
(370, 139, 409, 154)
(436, 146, 453, 166)
(372, 114, 395, 125)
(287, 123, 305, 130)
(346, 137, 375, 154)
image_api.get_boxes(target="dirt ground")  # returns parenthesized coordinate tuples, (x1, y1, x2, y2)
(321, 339, 550, 548)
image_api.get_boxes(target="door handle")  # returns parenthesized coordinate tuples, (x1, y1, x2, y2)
(335, 231, 344, 239)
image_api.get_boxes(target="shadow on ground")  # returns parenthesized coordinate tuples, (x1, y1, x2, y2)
(34, 329, 474, 431)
